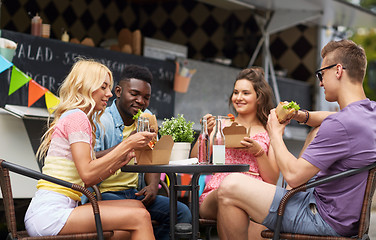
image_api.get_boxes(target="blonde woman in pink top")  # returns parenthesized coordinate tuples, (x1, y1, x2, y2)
(24, 59, 156, 240)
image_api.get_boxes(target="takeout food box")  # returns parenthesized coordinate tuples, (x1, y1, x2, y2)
(135, 135, 174, 165)
(223, 122, 249, 148)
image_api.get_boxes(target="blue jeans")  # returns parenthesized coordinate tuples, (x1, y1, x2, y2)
(101, 189, 192, 240)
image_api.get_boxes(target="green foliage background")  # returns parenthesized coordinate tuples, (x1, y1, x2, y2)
(351, 30, 376, 100)
(344, 0, 376, 100)
(358, 0, 376, 10)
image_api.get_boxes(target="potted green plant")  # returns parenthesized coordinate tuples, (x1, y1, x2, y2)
(159, 114, 195, 161)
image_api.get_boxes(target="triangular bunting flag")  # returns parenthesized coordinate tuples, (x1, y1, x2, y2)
(0, 55, 13, 74)
(9, 66, 31, 95)
(45, 91, 60, 114)
(28, 79, 48, 107)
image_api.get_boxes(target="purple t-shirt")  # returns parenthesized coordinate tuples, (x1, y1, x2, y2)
(302, 99, 376, 236)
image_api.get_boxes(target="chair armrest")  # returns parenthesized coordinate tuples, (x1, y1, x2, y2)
(159, 179, 170, 196)
(92, 184, 102, 201)
(271, 162, 376, 240)
(0, 159, 106, 240)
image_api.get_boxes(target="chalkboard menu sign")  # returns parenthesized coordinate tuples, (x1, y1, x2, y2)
(0, 30, 175, 119)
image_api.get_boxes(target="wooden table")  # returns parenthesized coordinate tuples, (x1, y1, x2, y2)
(121, 163, 249, 239)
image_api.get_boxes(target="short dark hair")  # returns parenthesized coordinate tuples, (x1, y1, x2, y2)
(119, 65, 153, 85)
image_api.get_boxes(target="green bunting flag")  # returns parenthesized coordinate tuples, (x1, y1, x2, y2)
(8, 65, 31, 95)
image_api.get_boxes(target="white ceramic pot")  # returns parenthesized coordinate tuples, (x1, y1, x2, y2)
(169, 142, 191, 162)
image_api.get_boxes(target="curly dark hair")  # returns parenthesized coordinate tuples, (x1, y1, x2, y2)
(119, 64, 153, 85)
(228, 66, 275, 127)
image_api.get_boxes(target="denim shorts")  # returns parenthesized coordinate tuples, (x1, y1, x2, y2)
(262, 186, 341, 236)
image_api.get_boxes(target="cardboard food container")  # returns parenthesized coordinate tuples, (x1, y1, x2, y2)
(135, 135, 174, 165)
(223, 122, 249, 148)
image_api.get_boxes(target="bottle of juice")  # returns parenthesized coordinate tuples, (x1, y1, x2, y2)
(198, 117, 209, 164)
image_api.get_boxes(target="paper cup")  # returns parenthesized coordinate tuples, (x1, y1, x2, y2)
(0, 38, 17, 62)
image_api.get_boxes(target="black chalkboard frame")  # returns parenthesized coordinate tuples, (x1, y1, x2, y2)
(0, 30, 175, 119)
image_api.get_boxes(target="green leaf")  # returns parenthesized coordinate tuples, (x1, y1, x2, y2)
(282, 101, 300, 111)
(159, 114, 195, 143)
(132, 109, 143, 120)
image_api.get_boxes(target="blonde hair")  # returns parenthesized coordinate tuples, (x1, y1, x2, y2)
(37, 59, 113, 161)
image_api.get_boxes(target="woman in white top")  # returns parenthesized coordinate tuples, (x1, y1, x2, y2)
(24, 59, 156, 240)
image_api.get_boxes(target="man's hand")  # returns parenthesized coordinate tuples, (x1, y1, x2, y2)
(135, 184, 159, 206)
(267, 109, 288, 140)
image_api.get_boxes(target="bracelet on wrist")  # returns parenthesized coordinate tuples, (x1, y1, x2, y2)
(254, 148, 264, 157)
(297, 110, 309, 125)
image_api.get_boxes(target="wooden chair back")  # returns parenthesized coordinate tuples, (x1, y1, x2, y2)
(0, 161, 18, 239)
(0, 159, 113, 240)
(261, 163, 376, 240)
(357, 165, 376, 238)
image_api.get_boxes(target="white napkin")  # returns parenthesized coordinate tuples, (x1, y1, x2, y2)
(169, 158, 198, 165)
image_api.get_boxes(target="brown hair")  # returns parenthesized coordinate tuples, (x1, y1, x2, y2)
(228, 66, 275, 127)
(321, 39, 367, 82)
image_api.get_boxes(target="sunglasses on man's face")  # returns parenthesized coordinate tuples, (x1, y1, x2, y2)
(315, 64, 346, 82)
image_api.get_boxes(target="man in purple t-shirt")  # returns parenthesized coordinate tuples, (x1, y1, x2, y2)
(301, 99, 376, 236)
(215, 39, 376, 239)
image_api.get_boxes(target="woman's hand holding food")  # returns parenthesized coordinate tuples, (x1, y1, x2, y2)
(126, 131, 157, 149)
(241, 137, 264, 157)
(203, 114, 216, 135)
(118, 150, 136, 167)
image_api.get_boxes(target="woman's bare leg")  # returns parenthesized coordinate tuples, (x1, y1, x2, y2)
(199, 190, 218, 219)
(59, 199, 155, 240)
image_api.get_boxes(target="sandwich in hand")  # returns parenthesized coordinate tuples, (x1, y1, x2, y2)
(133, 109, 158, 133)
(275, 101, 300, 124)
(140, 112, 158, 134)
